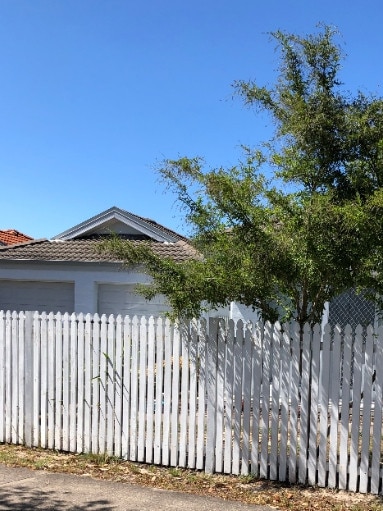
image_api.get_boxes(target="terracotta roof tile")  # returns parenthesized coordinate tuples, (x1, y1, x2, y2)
(0, 229, 33, 246)
(0, 237, 196, 263)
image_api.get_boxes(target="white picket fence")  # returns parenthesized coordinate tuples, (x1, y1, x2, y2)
(0, 310, 382, 494)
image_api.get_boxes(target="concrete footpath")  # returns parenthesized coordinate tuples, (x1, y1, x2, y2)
(0, 464, 273, 510)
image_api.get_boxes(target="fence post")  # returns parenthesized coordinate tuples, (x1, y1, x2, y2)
(24, 311, 34, 447)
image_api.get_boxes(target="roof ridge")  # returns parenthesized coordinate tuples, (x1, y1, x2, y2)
(0, 238, 47, 251)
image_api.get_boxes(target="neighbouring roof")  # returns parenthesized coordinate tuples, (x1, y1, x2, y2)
(0, 229, 33, 246)
(0, 237, 196, 263)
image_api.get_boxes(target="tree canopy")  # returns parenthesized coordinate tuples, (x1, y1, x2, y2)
(104, 26, 383, 328)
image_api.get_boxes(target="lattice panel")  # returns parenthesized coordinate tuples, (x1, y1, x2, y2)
(328, 289, 376, 329)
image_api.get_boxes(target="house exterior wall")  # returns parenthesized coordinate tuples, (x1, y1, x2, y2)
(0, 261, 159, 315)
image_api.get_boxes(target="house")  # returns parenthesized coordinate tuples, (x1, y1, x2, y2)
(0, 229, 33, 246)
(0, 207, 196, 316)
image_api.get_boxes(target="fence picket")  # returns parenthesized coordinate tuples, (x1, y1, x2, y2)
(299, 323, 311, 485)
(137, 316, 148, 462)
(39, 312, 48, 448)
(308, 324, 321, 486)
(359, 325, 374, 493)
(121, 316, 132, 459)
(76, 313, 85, 454)
(5, 311, 12, 443)
(61, 313, 70, 451)
(279, 326, 290, 482)
(106, 315, 116, 456)
(129, 316, 139, 461)
(250, 321, 263, 477)
(91, 314, 101, 454)
(0, 311, 5, 443)
(83, 314, 92, 454)
(145, 316, 156, 463)
(241, 324, 252, 476)
(339, 324, 353, 489)
(232, 320, 243, 475)
(260, 322, 272, 479)
(114, 315, 123, 458)
(187, 320, 198, 469)
(32, 312, 41, 447)
(11, 311, 20, 444)
(18, 313, 25, 445)
(170, 321, 181, 467)
(54, 313, 63, 450)
(288, 322, 301, 483)
(328, 325, 342, 488)
(196, 319, 207, 470)
(154, 317, 164, 465)
(161, 318, 172, 466)
(349, 325, 364, 491)
(224, 319, 235, 474)
(179, 321, 190, 468)
(270, 322, 281, 480)
(47, 312, 55, 449)
(69, 313, 78, 453)
(215, 318, 226, 473)
(98, 314, 108, 454)
(370, 325, 383, 494)
(206, 318, 218, 474)
(317, 323, 331, 487)
(24, 312, 34, 447)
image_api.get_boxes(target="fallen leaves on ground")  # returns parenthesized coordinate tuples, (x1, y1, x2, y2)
(0, 444, 382, 511)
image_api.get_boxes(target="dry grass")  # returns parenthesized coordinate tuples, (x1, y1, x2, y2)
(0, 443, 382, 511)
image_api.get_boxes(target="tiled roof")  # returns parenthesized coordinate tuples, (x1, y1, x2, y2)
(124, 212, 188, 242)
(0, 229, 33, 246)
(0, 237, 197, 263)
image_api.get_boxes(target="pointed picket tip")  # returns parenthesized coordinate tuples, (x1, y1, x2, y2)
(344, 323, 353, 336)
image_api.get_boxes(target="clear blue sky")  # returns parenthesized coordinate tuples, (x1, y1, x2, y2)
(1, 0, 383, 238)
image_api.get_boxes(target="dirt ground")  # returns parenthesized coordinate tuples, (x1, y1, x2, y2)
(0, 444, 382, 511)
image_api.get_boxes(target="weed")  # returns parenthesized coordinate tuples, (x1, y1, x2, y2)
(168, 467, 182, 477)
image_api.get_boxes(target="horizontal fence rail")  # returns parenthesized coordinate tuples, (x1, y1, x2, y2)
(0, 310, 382, 494)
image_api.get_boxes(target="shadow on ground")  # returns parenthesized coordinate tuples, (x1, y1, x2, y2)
(0, 485, 114, 510)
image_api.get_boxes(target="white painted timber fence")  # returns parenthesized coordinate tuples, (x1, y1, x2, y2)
(0, 310, 382, 494)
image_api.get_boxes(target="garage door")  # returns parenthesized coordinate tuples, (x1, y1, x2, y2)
(98, 284, 169, 317)
(0, 280, 74, 314)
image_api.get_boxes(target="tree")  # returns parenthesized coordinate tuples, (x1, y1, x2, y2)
(103, 26, 383, 330)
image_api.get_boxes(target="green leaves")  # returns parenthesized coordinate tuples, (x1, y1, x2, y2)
(103, 25, 383, 328)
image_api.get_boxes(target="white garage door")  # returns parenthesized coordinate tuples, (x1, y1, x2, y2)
(0, 280, 74, 314)
(98, 284, 168, 317)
